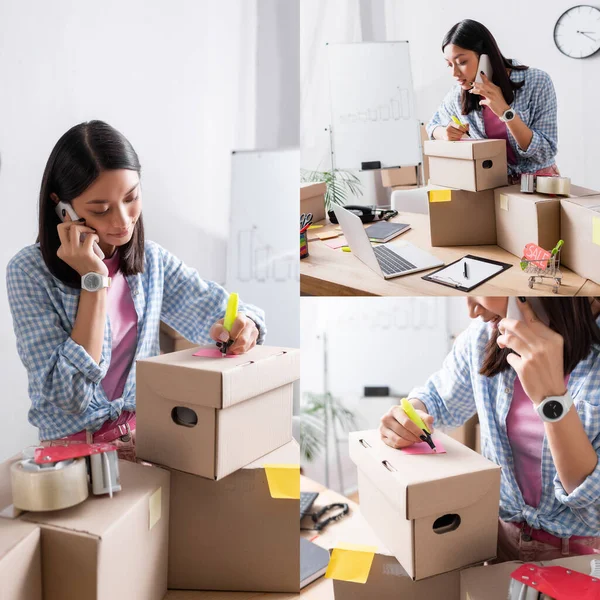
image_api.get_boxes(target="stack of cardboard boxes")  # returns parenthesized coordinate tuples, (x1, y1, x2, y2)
(136, 342, 301, 593)
(328, 428, 502, 599)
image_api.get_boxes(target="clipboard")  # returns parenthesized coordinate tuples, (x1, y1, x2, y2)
(422, 254, 512, 292)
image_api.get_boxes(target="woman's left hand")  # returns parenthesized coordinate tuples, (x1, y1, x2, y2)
(209, 314, 259, 354)
(469, 73, 510, 118)
(497, 300, 567, 406)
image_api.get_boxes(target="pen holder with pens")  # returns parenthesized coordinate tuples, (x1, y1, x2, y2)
(300, 230, 309, 259)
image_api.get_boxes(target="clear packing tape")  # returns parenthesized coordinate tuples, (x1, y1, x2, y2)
(521, 174, 571, 196)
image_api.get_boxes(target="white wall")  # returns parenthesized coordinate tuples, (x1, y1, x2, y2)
(0, 0, 298, 460)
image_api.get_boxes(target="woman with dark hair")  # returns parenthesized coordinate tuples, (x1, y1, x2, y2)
(428, 19, 559, 183)
(380, 297, 600, 561)
(6, 121, 265, 461)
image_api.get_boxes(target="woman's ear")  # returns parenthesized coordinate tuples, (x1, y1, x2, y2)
(50, 193, 60, 205)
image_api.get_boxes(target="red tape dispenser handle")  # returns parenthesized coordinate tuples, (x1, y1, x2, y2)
(511, 563, 600, 599)
(34, 442, 118, 464)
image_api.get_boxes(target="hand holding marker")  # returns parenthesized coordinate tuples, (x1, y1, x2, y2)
(451, 115, 471, 138)
(401, 398, 437, 452)
(216, 293, 239, 357)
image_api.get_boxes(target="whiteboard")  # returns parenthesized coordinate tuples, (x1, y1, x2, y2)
(226, 149, 299, 348)
(328, 41, 421, 170)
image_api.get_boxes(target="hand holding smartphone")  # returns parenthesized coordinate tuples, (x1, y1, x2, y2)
(55, 201, 105, 259)
(506, 297, 549, 327)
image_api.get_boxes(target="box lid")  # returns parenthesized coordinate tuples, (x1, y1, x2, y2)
(244, 439, 299, 469)
(423, 139, 505, 160)
(301, 181, 327, 201)
(21, 461, 169, 538)
(562, 194, 600, 210)
(0, 519, 39, 561)
(495, 184, 559, 205)
(137, 345, 300, 409)
(349, 430, 500, 520)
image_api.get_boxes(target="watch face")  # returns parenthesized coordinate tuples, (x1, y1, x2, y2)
(542, 400, 564, 420)
(84, 273, 101, 289)
(505, 110, 515, 120)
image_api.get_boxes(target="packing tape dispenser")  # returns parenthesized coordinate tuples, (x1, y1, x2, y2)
(521, 174, 571, 196)
(9, 442, 121, 513)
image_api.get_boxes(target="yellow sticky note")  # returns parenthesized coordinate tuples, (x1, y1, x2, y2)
(429, 189, 452, 203)
(500, 194, 508, 211)
(593, 216, 600, 247)
(264, 464, 300, 499)
(149, 487, 162, 530)
(308, 224, 323, 229)
(325, 542, 377, 584)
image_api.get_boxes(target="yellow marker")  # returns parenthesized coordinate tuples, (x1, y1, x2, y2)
(341, 246, 351, 252)
(308, 224, 324, 230)
(451, 115, 465, 127)
(220, 293, 239, 356)
(325, 542, 377, 584)
(400, 398, 436, 452)
(429, 189, 452, 203)
(264, 464, 300, 499)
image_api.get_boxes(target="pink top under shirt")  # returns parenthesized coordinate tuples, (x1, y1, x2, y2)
(506, 376, 569, 508)
(482, 105, 518, 165)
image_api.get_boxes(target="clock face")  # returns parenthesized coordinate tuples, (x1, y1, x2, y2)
(554, 5, 600, 58)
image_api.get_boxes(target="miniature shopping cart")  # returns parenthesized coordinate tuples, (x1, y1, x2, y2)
(520, 240, 564, 294)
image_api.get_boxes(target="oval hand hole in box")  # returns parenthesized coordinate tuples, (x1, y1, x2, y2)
(482, 160, 493, 169)
(433, 513, 461, 534)
(171, 406, 198, 427)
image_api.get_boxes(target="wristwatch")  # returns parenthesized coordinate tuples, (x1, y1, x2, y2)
(536, 391, 573, 423)
(81, 272, 111, 292)
(499, 107, 516, 123)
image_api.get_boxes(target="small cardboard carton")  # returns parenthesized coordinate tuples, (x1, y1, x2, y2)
(424, 139, 507, 192)
(301, 181, 327, 223)
(381, 166, 419, 187)
(446, 414, 479, 450)
(460, 555, 598, 600)
(167, 440, 299, 592)
(428, 187, 496, 246)
(136, 345, 299, 480)
(560, 194, 600, 284)
(159, 321, 196, 354)
(495, 184, 598, 259)
(0, 519, 42, 600)
(19, 460, 170, 600)
(349, 430, 501, 581)
(329, 512, 461, 600)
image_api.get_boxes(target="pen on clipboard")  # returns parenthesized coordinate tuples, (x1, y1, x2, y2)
(463, 261, 469, 279)
(401, 398, 437, 452)
(217, 293, 238, 357)
(451, 115, 471, 137)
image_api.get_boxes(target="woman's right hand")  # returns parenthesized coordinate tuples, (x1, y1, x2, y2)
(379, 401, 435, 449)
(439, 122, 469, 141)
(56, 215, 108, 277)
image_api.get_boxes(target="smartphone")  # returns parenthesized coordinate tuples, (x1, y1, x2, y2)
(506, 297, 549, 327)
(55, 201, 105, 259)
(474, 54, 493, 84)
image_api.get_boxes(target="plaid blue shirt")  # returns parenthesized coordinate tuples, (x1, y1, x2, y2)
(427, 64, 558, 178)
(410, 319, 600, 538)
(6, 241, 266, 441)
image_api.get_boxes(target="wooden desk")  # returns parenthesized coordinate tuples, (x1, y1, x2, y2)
(164, 477, 353, 600)
(301, 213, 593, 297)
(576, 280, 600, 296)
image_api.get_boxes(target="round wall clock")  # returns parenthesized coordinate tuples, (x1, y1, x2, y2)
(554, 5, 600, 58)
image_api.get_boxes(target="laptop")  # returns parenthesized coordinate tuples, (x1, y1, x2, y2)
(333, 205, 444, 279)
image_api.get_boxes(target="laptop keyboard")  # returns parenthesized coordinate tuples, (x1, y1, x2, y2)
(374, 245, 417, 275)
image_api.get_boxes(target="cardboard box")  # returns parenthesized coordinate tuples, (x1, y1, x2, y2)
(168, 440, 299, 592)
(136, 345, 299, 479)
(428, 187, 496, 246)
(159, 321, 197, 354)
(446, 414, 479, 450)
(495, 184, 599, 259)
(561, 194, 600, 284)
(349, 430, 501, 581)
(18, 460, 170, 600)
(475, 423, 481, 454)
(424, 139, 507, 192)
(0, 519, 42, 600)
(301, 181, 327, 223)
(330, 512, 461, 600)
(460, 555, 598, 600)
(381, 166, 419, 187)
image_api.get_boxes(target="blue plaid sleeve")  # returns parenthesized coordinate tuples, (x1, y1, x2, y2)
(409, 324, 478, 428)
(426, 88, 459, 139)
(6, 260, 108, 414)
(514, 70, 558, 162)
(158, 244, 266, 344)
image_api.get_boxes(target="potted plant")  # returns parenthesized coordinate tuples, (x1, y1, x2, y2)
(301, 167, 364, 213)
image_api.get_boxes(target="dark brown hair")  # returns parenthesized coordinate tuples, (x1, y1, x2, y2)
(38, 120, 145, 288)
(480, 298, 600, 377)
(442, 19, 529, 116)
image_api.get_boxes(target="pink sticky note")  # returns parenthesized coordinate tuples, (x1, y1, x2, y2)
(324, 235, 347, 250)
(193, 348, 237, 358)
(400, 438, 446, 455)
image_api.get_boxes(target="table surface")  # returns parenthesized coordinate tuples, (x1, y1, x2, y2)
(164, 477, 352, 600)
(300, 213, 599, 297)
